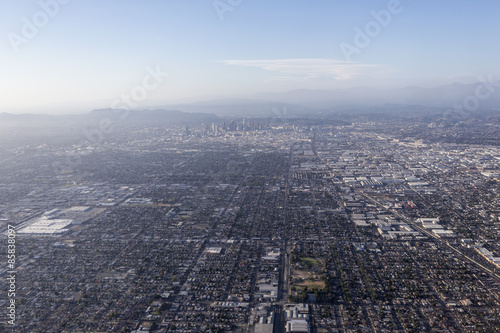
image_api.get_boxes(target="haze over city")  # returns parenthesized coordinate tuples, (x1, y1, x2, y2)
(2, 2, 500, 332)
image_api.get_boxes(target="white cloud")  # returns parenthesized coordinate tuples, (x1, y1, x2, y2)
(221, 58, 385, 81)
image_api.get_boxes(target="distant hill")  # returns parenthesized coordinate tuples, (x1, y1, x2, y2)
(86, 109, 220, 127)
(0, 109, 220, 148)
(141, 81, 500, 117)
(3, 81, 500, 124)
(252, 81, 500, 110)
(150, 99, 312, 117)
(0, 109, 220, 128)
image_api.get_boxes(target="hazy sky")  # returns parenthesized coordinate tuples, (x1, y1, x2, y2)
(1, 0, 499, 113)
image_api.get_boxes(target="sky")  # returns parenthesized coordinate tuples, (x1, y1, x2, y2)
(0, 0, 499, 114)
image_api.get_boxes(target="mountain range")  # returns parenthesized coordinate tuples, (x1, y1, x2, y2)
(1, 81, 500, 122)
(252, 81, 500, 110)
(141, 81, 500, 117)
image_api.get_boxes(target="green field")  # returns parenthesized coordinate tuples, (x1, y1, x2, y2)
(300, 257, 319, 267)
